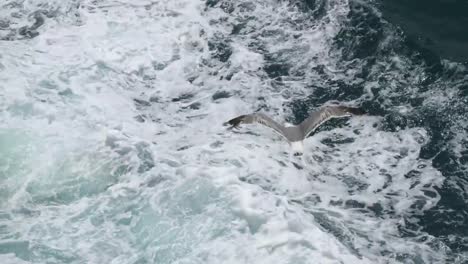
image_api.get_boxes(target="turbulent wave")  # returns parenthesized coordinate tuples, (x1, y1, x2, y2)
(0, 0, 467, 263)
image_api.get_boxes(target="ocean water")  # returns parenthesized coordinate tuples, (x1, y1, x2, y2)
(0, 0, 467, 263)
(379, 0, 468, 62)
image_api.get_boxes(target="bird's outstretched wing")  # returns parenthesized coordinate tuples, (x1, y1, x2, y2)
(223, 113, 287, 139)
(299, 105, 365, 138)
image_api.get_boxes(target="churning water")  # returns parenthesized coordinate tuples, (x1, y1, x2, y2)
(1, 0, 467, 263)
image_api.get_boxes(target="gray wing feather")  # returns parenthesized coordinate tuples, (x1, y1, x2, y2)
(224, 113, 287, 139)
(299, 106, 364, 138)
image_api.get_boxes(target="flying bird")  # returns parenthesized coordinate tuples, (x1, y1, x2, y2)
(223, 104, 365, 156)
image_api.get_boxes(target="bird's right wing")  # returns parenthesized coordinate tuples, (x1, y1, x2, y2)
(223, 113, 287, 139)
(299, 105, 365, 138)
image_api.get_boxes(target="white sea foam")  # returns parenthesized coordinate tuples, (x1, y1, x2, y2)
(0, 0, 447, 263)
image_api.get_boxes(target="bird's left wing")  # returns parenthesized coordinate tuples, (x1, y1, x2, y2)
(223, 113, 287, 139)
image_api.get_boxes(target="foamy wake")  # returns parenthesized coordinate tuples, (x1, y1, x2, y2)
(0, 0, 447, 263)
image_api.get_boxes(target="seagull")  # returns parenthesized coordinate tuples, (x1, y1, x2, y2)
(223, 104, 365, 156)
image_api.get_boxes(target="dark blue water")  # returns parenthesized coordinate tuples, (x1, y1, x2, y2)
(298, 0, 468, 260)
(355, 1, 468, 259)
(379, 0, 468, 63)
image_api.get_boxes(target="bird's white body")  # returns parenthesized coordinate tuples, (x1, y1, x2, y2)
(290, 141, 304, 155)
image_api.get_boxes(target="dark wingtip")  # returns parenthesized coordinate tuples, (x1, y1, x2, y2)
(223, 115, 246, 128)
(344, 107, 366, 115)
